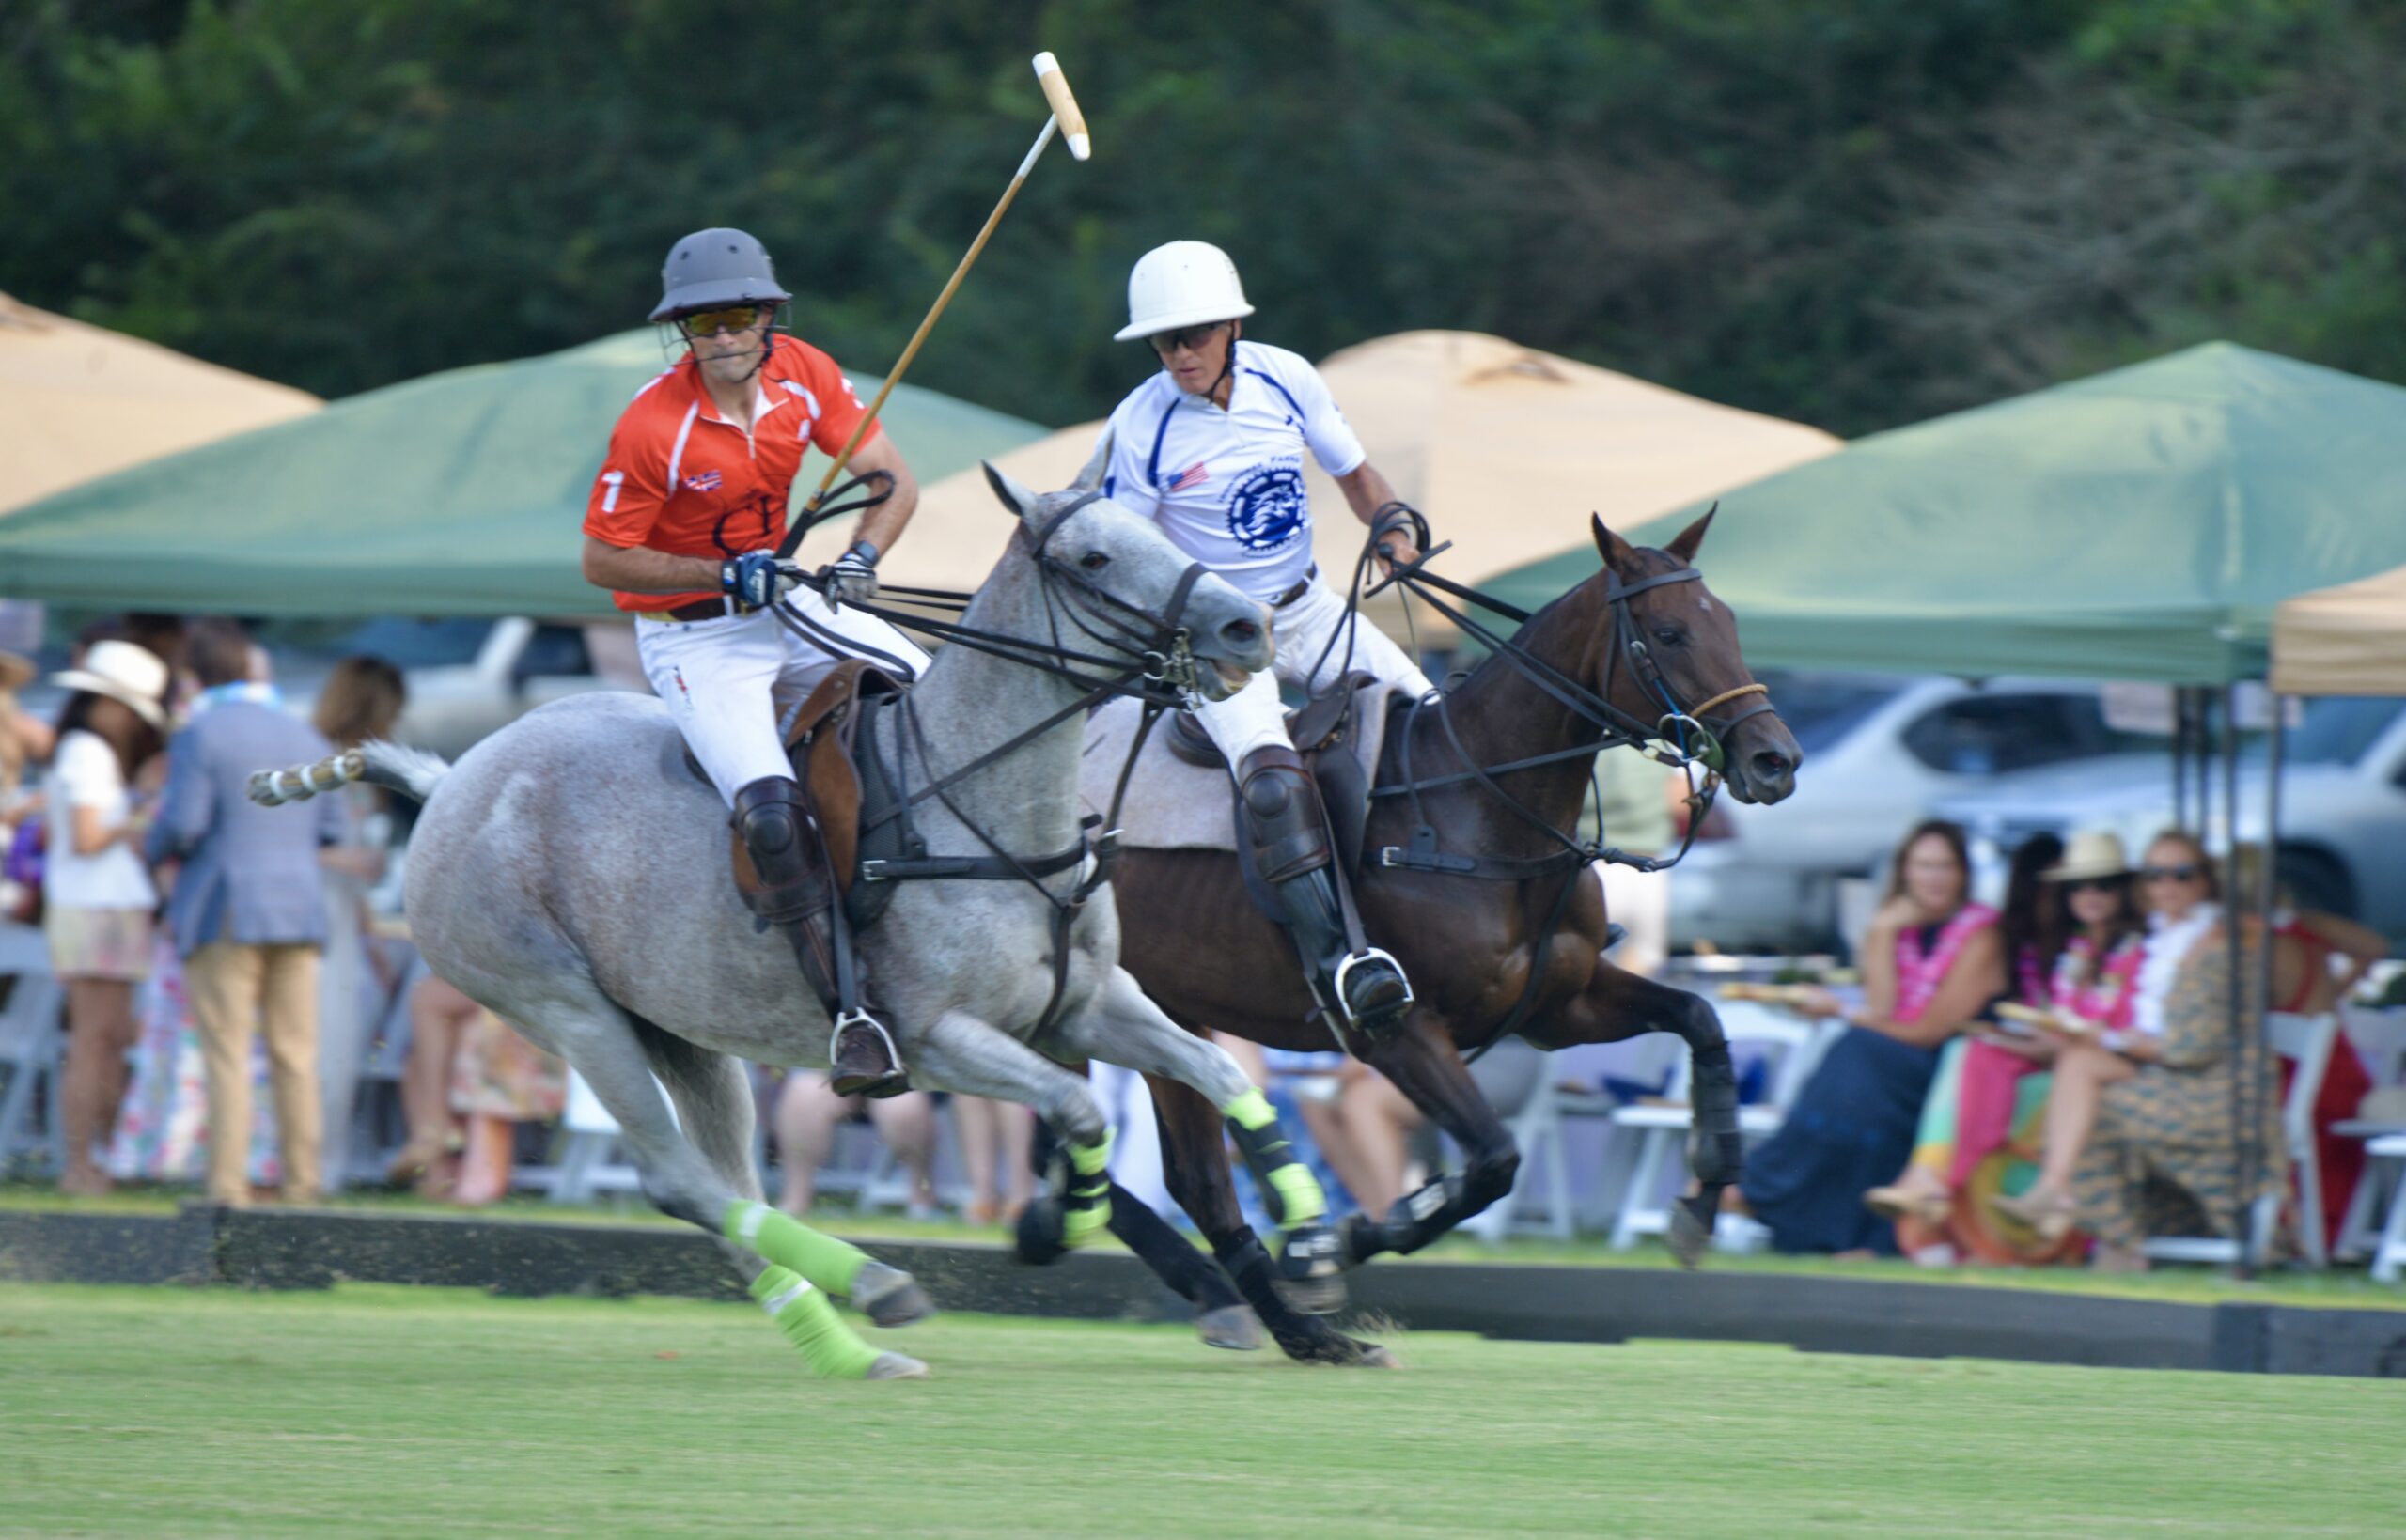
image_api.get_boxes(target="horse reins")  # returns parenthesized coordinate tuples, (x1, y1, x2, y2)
(1349, 516, 1783, 1057)
(770, 481, 1211, 1032)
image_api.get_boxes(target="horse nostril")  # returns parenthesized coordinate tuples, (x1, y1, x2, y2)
(1752, 750, 1793, 779)
(1221, 617, 1260, 648)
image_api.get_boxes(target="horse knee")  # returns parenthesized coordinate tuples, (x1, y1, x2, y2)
(1050, 1085, 1107, 1147)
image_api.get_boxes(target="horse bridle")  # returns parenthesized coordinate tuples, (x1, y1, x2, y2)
(1599, 563, 1779, 766)
(770, 479, 1219, 1032)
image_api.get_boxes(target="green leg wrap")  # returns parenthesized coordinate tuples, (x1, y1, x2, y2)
(1062, 1129, 1114, 1246)
(723, 1199, 869, 1296)
(1222, 1087, 1329, 1227)
(750, 1266, 882, 1379)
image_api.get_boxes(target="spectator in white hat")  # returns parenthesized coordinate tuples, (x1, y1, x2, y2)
(41, 639, 171, 1196)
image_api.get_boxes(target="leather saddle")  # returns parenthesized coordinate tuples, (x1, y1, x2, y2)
(1165, 671, 1383, 879)
(692, 660, 920, 931)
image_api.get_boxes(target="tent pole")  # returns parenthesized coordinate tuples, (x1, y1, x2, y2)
(2239, 693, 2287, 1278)
(2218, 683, 2249, 1275)
(2171, 687, 2193, 832)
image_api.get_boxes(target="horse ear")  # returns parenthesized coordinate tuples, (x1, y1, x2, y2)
(1071, 429, 1114, 494)
(1590, 513, 1638, 569)
(1664, 503, 1718, 566)
(982, 461, 1039, 519)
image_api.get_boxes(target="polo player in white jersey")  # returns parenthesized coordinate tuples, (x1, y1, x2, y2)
(1098, 241, 1435, 1035)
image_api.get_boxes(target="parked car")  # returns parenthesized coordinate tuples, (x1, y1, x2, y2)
(1667, 673, 2159, 952)
(1936, 695, 2406, 941)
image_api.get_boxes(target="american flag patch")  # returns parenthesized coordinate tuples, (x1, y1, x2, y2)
(684, 469, 724, 492)
(1167, 461, 1210, 492)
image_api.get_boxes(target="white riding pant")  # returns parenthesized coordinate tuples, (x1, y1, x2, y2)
(1194, 578, 1434, 767)
(636, 589, 930, 806)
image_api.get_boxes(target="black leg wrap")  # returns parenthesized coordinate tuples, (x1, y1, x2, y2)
(1340, 1173, 1467, 1263)
(1107, 1182, 1243, 1312)
(1684, 1041, 1743, 1189)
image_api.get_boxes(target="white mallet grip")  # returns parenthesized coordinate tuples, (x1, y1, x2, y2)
(1032, 52, 1089, 161)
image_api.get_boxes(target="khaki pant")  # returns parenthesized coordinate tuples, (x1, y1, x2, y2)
(186, 941, 323, 1206)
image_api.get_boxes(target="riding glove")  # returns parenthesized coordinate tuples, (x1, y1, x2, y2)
(823, 540, 880, 606)
(722, 550, 804, 612)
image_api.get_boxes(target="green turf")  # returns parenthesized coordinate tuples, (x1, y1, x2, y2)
(8, 1180, 2403, 1314)
(2, 1283, 2399, 1538)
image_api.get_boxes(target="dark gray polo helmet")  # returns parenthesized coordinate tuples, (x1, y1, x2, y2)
(648, 227, 793, 322)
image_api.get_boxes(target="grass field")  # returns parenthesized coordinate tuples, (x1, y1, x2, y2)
(3, 1283, 2400, 1538)
(8, 1181, 2404, 1314)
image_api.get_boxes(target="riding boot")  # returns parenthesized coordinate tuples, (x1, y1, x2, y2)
(730, 776, 908, 1098)
(1233, 746, 1413, 1037)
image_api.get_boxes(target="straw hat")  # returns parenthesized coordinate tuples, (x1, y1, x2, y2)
(49, 640, 169, 729)
(0, 649, 33, 692)
(2042, 830, 2131, 883)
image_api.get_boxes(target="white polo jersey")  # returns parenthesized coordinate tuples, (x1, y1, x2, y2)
(1098, 341, 1366, 602)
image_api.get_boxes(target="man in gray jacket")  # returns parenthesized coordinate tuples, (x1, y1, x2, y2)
(146, 620, 346, 1205)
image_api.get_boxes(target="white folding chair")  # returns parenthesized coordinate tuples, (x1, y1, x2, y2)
(2143, 1011, 2336, 1268)
(0, 924, 66, 1173)
(2334, 1005, 2406, 1261)
(1461, 1067, 1619, 1243)
(2367, 1133, 2406, 1283)
(1608, 1002, 1820, 1252)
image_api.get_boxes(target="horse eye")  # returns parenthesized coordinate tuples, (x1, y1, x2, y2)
(1654, 626, 1684, 646)
(1080, 551, 1110, 571)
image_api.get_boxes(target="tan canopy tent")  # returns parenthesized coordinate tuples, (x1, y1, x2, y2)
(0, 292, 320, 514)
(899, 330, 1838, 642)
(2272, 565, 2406, 696)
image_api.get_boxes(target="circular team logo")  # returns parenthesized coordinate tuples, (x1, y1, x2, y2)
(1225, 464, 1306, 552)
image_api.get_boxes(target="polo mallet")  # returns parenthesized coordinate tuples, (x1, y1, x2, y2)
(777, 52, 1090, 560)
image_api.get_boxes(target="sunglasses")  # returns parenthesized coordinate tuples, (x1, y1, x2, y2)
(678, 304, 769, 338)
(2141, 864, 2203, 883)
(2065, 877, 2127, 895)
(1148, 321, 1226, 357)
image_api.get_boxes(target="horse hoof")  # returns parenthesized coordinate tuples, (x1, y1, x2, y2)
(1273, 1272, 1347, 1316)
(867, 1351, 930, 1380)
(1195, 1304, 1264, 1351)
(852, 1262, 936, 1329)
(1014, 1196, 1069, 1266)
(1666, 1191, 1714, 1269)
(1358, 1346, 1403, 1370)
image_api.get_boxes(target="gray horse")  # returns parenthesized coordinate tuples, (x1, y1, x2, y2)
(271, 443, 1336, 1379)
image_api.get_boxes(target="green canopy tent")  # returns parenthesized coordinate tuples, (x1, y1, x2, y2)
(0, 330, 1046, 618)
(1483, 342, 2406, 684)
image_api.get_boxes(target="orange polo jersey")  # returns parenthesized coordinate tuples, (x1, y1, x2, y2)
(583, 334, 880, 611)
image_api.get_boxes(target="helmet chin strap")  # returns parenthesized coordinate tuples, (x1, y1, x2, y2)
(1208, 320, 1241, 405)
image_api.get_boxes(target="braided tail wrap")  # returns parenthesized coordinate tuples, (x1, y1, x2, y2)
(1670, 1036, 1742, 1268)
(249, 739, 452, 809)
(246, 750, 366, 807)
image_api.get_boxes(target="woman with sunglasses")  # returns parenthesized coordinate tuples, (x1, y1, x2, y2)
(1992, 830, 2280, 1268)
(1090, 241, 1434, 1035)
(581, 228, 931, 1097)
(1736, 819, 2005, 1254)
(1878, 832, 2148, 1234)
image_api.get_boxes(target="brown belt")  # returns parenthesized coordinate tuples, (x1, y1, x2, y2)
(1269, 567, 1317, 609)
(641, 597, 740, 622)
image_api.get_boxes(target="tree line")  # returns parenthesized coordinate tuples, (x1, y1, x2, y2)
(7, 0, 2403, 439)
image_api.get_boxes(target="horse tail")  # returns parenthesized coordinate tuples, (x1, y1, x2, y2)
(246, 739, 451, 809)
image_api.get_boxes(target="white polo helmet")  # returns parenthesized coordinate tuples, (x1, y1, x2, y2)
(1114, 241, 1255, 342)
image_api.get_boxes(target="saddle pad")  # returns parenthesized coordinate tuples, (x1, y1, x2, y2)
(1080, 679, 1399, 852)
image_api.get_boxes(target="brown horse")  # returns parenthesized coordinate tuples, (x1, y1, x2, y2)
(1096, 510, 1802, 1364)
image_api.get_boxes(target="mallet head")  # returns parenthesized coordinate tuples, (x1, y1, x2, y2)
(1032, 52, 1089, 161)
